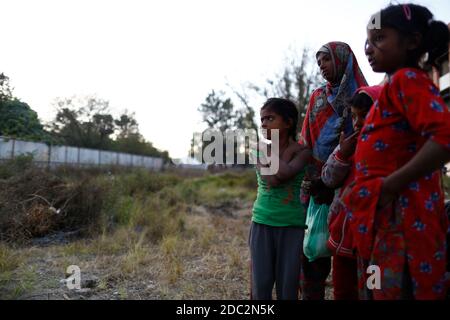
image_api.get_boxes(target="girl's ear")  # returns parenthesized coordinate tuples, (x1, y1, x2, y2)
(406, 32, 422, 51)
(287, 118, 293, 129)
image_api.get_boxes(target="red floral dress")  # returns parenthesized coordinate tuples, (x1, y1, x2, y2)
(343, 68, 450, 300)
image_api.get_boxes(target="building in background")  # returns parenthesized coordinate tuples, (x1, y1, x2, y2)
(430, 23, 450, 178)
(431, 23, 450, 107)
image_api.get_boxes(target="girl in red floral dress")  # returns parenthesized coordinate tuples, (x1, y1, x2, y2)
(321, 85, 383, 300)
(343, 3, 450, 299)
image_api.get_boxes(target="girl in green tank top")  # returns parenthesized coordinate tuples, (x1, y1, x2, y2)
(249, 98, 311, 300)
(253, 169, 305, 227)
(252, 98, 311, 228)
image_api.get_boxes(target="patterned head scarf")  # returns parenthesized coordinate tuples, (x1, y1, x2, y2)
(355, 85, 384, 103)
(315, 41, 368, 117)
(304, 42, 368, 169)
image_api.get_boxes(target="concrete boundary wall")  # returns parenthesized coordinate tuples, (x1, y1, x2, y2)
(0, 136, 164, 171)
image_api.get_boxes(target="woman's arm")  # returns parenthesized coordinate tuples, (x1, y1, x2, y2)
(321, 145, 351, 189)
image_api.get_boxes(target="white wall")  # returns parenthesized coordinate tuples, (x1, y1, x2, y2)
(0, 136, 164, 171)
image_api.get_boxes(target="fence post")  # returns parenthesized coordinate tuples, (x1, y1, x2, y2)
(48, 144, 51, 170)
(11, 138, 15, 159)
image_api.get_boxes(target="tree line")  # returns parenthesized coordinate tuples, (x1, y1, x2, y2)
(192, 47, 322, 164)
(0, 73, 170, 162)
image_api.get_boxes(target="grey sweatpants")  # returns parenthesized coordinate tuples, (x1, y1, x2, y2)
(249, 222, 305, 300)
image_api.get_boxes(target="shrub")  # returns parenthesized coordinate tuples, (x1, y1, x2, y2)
(0, 154, 34, 179)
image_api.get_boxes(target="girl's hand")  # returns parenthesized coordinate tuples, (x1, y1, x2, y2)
(339, 131, 359, 160)
(301, 180, 312, 195)
(306, 178, 322, 196)
(314, 187, 335, 205)
(377, 177, 398, 209)
(303, 178, 334, 204)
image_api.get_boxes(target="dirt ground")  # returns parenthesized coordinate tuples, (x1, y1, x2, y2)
(0, 199, 332, 300)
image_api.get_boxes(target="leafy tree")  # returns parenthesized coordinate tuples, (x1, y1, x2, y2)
(113, 133, 170, 162)
(0, 73, 50, 141)
(48, 95, 170, 161)
(114, 111, 139, 139)
(198, 90, 236, 132)
(0, 73, 13, 100)
(233, 47, 321, 136)
(191, 48, 321, 163)
(0, 74, 169, 161)
(0, 100, 45, 139)
(192, 90, 256, 165)
(49, 96, 116, 149)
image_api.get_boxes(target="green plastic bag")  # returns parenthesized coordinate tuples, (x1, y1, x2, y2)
(303, 197, 332, 262)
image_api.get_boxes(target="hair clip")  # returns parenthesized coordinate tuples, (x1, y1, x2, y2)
(427, 18, 433, 26)
(403, 4, 412, 21)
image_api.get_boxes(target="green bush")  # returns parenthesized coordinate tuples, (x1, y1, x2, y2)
(0, 154, 34, 179)
(0, 166, 254, 243)
(116, 170, 182, 196)
(0, 167, 108, 242)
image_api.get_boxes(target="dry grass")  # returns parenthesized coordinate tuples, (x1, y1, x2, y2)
(0, 244, 37, 299)
(0, 168, 283, 299)
(0, 243, 22, 273)
(0, 200, 252, 300)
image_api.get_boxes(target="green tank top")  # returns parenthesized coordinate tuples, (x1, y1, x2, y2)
(252, 168, 306, 228)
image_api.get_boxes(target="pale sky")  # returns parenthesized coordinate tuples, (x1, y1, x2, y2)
(1, 0, 449, 158)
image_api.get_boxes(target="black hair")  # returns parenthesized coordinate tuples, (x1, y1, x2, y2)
(348, 92, 373, 112)
(261, 98, 298, 140)
(375, 3, 449, 68)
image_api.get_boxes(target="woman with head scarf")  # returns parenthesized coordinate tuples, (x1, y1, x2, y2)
(299, 41, 367, 300)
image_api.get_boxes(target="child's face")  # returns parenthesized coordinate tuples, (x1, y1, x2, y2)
(351, 106, 368, 132)
(317, 52, 335, 83)
(365, 27, 410, 74)
(260, 108, 290, 140)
